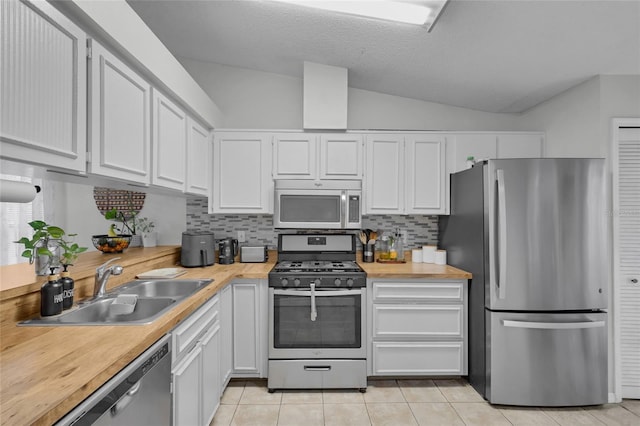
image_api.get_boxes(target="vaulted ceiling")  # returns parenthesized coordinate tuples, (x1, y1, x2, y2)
(128, 0, 640, 113)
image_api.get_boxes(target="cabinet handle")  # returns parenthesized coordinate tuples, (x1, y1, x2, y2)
(304, 366, 331, 371)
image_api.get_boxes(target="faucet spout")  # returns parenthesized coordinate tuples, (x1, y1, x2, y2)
(94, 258, 123, 298)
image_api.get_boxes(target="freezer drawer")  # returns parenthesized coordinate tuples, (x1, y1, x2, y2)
(487, 311, 607, 406)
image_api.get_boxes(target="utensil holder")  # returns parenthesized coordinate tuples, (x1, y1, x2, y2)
(363, 243, 374, 262)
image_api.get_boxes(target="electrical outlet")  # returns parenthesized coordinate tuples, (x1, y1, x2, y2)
(237, 230, 246, 243)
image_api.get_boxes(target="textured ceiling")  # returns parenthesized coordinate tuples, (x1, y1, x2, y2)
(128, 0, 640, 113)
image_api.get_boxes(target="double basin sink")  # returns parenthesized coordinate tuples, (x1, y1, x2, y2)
(20, 279, 213, 326)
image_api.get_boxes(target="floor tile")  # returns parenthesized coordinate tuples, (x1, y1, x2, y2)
(543, 407, 605, 425)
(585, 404, 640, 425)
(323, 403, 372, 426)
(621, 399, 640, 416)
(409, 402, 465, 426)
(281, 389, 323, 404)
(451, 402, 512, 426)
(211, 404, 237, 426)
(239, 381, 283, 405)
(398, 379, 447, 403)
(230, 404, 280, 426)
(277, 403, 324, 426)
(364, 380, 405, 403)
(323, 389, 366, 404)
(434, 379, 485, 402)
(498, 406, 559, 425)
(221, 384, 245, 405)
(367, 402, 417, 426)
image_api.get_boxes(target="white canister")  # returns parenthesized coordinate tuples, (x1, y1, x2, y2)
(411, 249, 423, 263)
(435, 250, 447, 265)
(422, 245, 436, 263)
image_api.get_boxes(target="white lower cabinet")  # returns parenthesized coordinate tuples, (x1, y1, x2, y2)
(368, 279, 468, 376)
(220, 284, 233, 388)
(231, 279, 268, 378)
(172, 295, 221, 426)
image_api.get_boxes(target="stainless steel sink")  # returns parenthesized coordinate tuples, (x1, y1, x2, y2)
(19, 278, 213, 326)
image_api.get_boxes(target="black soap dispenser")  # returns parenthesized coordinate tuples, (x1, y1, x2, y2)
(41, 267, 63, 316)
(59, 264, 75, 310)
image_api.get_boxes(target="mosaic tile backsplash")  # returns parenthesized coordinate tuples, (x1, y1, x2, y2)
(186, 197, 438, 250)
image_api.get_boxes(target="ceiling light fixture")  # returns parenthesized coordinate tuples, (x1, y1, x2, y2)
(271, 0, 448, 30)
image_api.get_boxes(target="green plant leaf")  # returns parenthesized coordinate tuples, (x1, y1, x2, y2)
(28, 220, 47, 230)
(36, 247, 53, 257)
(15, 237, 31, 245)
(105, 209, 118, 220)
(47, 226, 65, 238)
(20, 249, 32, 258)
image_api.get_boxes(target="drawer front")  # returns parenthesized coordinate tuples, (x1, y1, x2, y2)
(268, 359, 367, 390)
(371, 281, 464, 302)
(373, 305, 464, 339)
(372, 341, 464, 376)
(172, 295, 219, 362)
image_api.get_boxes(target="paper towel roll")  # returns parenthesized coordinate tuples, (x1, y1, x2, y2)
(422, 245, 436, 263)
(0, 180, 40, 203)
(435, 250, 447, 265)
(411, 249, 423, 263)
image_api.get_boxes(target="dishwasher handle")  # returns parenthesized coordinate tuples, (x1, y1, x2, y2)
(110, 381, 141, 417)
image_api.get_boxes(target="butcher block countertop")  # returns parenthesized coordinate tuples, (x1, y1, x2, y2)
(0, 246, 470, 426)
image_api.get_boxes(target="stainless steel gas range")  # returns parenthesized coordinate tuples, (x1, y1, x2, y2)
(267, 233, 367, 392)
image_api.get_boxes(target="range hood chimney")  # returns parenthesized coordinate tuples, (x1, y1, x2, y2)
(303, 61, 348, 130)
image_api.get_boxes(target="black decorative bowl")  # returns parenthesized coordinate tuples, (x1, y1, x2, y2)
(92, 235, 132, 253)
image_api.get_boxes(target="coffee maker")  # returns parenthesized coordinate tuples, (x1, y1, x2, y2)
(181, 232, 215, 267)
(218, 238, 238, 264)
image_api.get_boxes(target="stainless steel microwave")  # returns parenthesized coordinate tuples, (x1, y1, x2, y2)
(274, 180, 362, 229)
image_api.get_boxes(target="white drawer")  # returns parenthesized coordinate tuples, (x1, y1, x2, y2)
(372, 305, 464, 339)
(172, 295, 219, 363)
(372, 341, 464, 376)
(371, 280, 464, 303)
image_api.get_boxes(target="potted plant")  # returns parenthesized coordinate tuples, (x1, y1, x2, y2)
(105, 208, 142, 246)
(137, 217, 157, 247)
(15, 221, 86, 275)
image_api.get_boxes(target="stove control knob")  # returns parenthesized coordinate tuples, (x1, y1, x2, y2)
(334, 278, 342, 287)
(293, 278, 301, 287)
(280, 278, 288, 287)
(314, 278, 321, 287)
(346, 278, 354, 288)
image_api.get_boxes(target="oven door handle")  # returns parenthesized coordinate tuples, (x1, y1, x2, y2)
(310, 283, 317, 321)
(272, 289, 362, 297)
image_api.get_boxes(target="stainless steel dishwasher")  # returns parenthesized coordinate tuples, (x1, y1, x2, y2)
(56, 334, 171, 426)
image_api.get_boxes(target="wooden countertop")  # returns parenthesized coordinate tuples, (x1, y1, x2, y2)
(0, 248, 470, 425)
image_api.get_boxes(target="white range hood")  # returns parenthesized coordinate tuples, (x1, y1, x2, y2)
(303, 61, 348, 130)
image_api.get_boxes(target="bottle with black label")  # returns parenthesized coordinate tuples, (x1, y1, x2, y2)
(41, 268, 63, 316)
(59, 264, 75, 310)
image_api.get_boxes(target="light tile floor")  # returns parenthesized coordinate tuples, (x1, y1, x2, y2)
(211, 379, 640, 426)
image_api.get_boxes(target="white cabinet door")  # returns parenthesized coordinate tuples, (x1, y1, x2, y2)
(448, 133, 497, 173)
(497, 133, 543, 158)
(372, 341, 464, 376)
(273, 133, 317, 179)
(212, 132, 273, 213)
(152, 89, 186, 190)
(200, 322, 221, 426)
(365, 135, 405, 214)
(319, 134, 363, 179)
(186, 117, 211, 196)
(372, 305, 464, 339)
(0, 0, 86, 172)
(232, 281, 261, 376)
(220, 284, 233, 388)
(172, 345, 202, 426)
(405, 135, 446, 214)
(89, 40, 151, 184)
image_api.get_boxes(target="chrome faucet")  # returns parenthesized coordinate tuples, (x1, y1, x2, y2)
(93, 258, 123, 298)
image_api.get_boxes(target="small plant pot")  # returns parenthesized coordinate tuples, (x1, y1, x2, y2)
(142, 232, 157, 248)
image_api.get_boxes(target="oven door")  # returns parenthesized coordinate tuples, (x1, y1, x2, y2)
(269, 287, 366, 359)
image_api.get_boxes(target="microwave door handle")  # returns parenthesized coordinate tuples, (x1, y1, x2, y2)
(341, 191, 347, 228)
(310, 283, 317, 321)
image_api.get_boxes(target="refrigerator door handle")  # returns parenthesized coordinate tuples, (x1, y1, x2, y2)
(496, 168, 507, 299)
(502, 320, 606, 330)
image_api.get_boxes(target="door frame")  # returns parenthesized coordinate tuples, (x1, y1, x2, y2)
(611, 117, 640, 401)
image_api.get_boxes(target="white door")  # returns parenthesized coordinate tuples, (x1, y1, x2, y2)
(232, 281, 261, 376)
(365, 135, 405, 214)
(185, 118, 211, 196)
(273, 133, 317, 179)
(612, 118, 640, 399)
(405, 135, 446, 214)
(172, 345, 202, 426)
(200, 323, 221, 426)
(152, 89, 187, 190)
(320, 134, 363, 179)
(220, 284, 233, 387)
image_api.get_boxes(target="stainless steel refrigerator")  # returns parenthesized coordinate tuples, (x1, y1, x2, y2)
(439, 158, 608, 406)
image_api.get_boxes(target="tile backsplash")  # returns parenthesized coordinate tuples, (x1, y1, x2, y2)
(186, 197, 438, 250)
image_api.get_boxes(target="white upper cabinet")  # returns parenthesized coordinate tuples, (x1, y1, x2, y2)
(0, 0, 86, 172)
(405, 135, 446, 215)
(365, 134, 405, 214)
(273, 133, 317, 179)
(272, 133, 363, 180)
(319, 134, 363, 179)
(212, 132, 273, 214)
(152, 89, 187, 190)
(497, 133, 544, 158)
(88, 40, 151, 184)
(185, 117, 211, 196)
